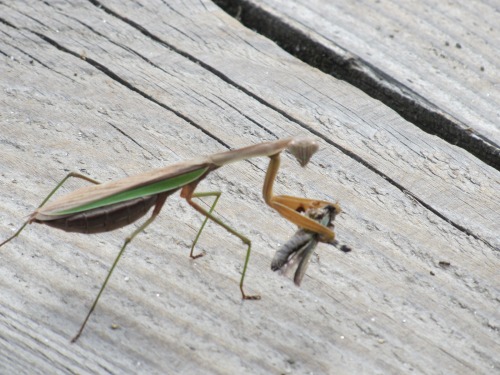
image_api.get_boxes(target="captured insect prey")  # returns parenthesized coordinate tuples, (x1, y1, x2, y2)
(271, 204, 350, 286)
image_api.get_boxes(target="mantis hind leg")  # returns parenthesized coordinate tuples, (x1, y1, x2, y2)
(71, 192, 169, 343)
(181, 187, 260, 300)
(0, 172, 101, 247)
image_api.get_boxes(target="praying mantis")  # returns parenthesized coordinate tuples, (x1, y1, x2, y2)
(0, 135, 340, 342)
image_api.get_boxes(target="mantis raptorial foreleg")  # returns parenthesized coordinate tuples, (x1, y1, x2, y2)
(71, 191, 170, 343)
(263, 154, 336, 242)
(181, 185, 259, 300)
(269, 196, 336, 242)
(0, 172, 100, 247)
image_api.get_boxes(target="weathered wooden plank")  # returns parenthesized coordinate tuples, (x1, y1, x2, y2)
(0, 1, 498, 374)
(214, 0, 500, 167)
(96, 0, 499, 248)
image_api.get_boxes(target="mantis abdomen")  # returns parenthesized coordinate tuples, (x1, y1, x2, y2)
(33, 195, 158, 234)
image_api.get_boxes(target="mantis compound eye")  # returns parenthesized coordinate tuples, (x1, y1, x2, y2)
(287, 136, 319, 167)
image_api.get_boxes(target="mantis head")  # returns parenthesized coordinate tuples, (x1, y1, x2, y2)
(287, 136, 320, 167)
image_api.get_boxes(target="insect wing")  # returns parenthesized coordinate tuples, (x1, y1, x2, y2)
(35, 160, 209, 220)
(272, 205, 337, 285)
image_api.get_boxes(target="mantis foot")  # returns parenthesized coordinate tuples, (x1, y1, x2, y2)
(241, 291, 261, 300)
(243, 295, 261, 300)
(189, 250, 206, 260)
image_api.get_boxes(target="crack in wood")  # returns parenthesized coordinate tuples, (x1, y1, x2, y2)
(28, 29, 230, 151)
(212, 0, 500, 170)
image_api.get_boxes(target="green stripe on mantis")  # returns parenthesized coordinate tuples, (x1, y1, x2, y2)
(53, 167, 209, 215)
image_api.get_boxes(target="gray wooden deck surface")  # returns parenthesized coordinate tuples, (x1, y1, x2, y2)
(215, 0, 499, 167)
(0, 1, 498, 374)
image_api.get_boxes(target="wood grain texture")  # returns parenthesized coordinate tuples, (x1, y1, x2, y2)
(214, 0, 500, 167)
(0, 1, 498, 374)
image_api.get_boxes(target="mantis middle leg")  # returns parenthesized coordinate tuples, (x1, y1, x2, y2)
(188, 191, 222, 259)
(181, 184, 260, 300)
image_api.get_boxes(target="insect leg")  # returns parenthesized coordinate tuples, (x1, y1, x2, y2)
(0, 172, 101, 247)
(71, 192, 169, 343)
(181, 185, 260, 300)
(262, 153, 338, 241)
(270, 195, 339, 242)
(188, 191, 222, 259)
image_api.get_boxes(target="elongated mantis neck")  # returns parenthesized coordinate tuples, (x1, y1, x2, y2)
(263, 153, 280, 205)
(208, 138, 294, 166)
